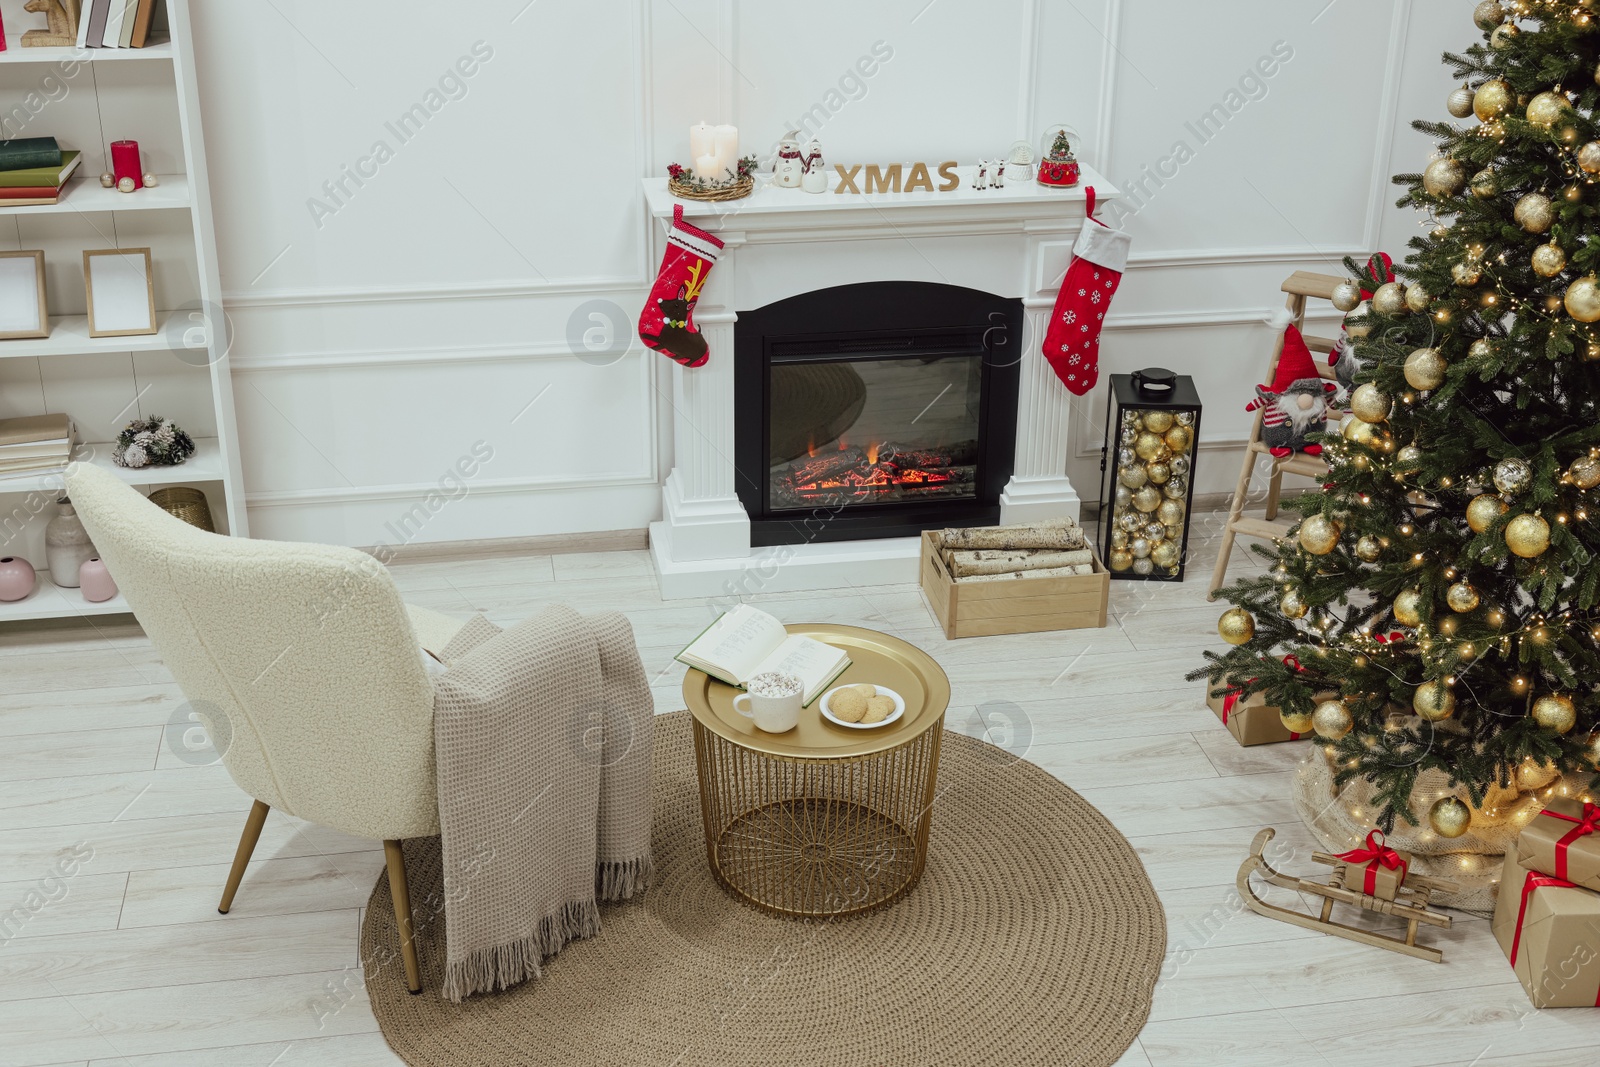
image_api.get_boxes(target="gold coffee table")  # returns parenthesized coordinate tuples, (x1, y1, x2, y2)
(683, 624, 950, 919)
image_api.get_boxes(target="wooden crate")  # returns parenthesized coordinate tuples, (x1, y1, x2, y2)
(919, 531, 1110, 639)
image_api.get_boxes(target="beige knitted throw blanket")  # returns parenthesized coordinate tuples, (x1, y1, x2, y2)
(431, 605, 654, 1002)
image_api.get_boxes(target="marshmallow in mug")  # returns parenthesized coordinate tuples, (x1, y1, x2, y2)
(747, 671, 802, 698)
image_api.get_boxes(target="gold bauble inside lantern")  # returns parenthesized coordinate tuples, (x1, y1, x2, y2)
(1470, 167, 1499, 199)
(1514, 192, 1554, 234)
(1150, 540, 1180, 570)
(1331, 281, 1362, 313)
(1163, 425, 1192, 454)
(1350, 383, 1392, 423)
(1422, 157, 1466, 196)
(1312, 700, 1354, 741)
(1532, 693, 1578, 735)
(1448, 85, 1477, 118)
(1579, 141, 1600, 174)
(1356, 535, 1383, 562)
(1446, 581, 1481, 613)
(1132, 486, 1162, 513)
(1515, 757, 1561, 791)
(1372, 282, 1407, 316)
(1157, 499, 1184, 526)
(1466, 493, 1509, 533)
(1526, 91, 1571, 128)
(1474, 78, 1512, 120)
(1134, 432, 1165, 462)
(1108, 548, 1134, 571)
(1565, 276, 1600, 322)
(1120, 464, 1148, 489)
(1280, 589, 1309, 619)
(1298, 514, 1341, 556)
(1414, 681, 1457, 722)
(1404, 347, 1448, 390)
(1405, 283, 1430, 312)
(1567, 454, 1600, 489)
(1429, 796, 1472, 838)
(1146, 462, 1171, 485)
(1394, 588, 1424, 627)
(1280, 707, 1315, 734)
(1473, 0, 1506, 28)
(1532, 242, 1566, 277)
(1490, 22, 1520, 47)
(1218, 607, 1255, 645)
(1142, 411, 1174, 434)
(1452, 260, 1482, 287)
(1506, 513, 1551, 557)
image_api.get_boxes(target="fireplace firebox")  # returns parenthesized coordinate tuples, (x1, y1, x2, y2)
(734, 281, 1020, 547)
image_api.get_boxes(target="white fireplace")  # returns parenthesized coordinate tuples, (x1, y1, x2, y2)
(643, 166, 1122, 600)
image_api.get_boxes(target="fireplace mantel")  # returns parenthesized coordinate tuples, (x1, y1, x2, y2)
(644, 165, 1123, 600)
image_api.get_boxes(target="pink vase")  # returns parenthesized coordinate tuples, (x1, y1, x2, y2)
(79, 558, 118, 603)
(0, 556, 36, 602)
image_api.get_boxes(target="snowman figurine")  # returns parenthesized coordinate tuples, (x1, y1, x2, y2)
(773, 132, 805, 188)
(801, 139, 827, 193)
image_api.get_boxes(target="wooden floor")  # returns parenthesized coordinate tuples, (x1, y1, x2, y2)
(1, 525, 1592, 1067)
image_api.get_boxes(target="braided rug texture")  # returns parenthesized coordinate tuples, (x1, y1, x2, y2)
(362, 710, 1166, 1067)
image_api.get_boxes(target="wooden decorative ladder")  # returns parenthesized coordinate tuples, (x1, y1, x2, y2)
(1207, 271, 1346, 599)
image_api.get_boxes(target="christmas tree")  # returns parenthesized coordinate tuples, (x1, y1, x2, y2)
(1196, 0, 1600, 836)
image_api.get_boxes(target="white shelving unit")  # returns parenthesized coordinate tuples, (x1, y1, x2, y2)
(0, 0, 245, 625)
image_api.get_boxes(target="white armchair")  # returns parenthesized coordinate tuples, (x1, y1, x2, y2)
(65, 463, 462, 993)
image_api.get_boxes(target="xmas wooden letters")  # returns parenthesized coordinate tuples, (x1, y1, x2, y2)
(834, 161, 960, 194)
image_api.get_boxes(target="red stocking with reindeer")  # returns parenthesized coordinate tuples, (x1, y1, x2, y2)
(639, 204, 723, 368)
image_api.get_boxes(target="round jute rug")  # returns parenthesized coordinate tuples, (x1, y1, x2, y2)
(361, 711, 1165, 1067)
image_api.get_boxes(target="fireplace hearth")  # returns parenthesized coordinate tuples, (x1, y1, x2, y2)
(735, 281, 1020, 547)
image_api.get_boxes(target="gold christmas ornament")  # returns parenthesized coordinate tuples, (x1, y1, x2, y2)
(1493, 456, 1532, 495)
(1394, 588, 1424, 627)
(1344, 305, 1373, 338)
(1515, 757, 1561, 791)
(1532, 242, 1566, 277)
(1331, 281, 1362, 313)
(1350, 383, 1392, 423)
(1438, 614, 1460, 637)
(1109, 548, 1134, 572)
(1372, 282, 1407, 316)
(1280, 589, 1309, 620)
(1452, 260, 1482, 287)
(1422, 157, 1466, 197)
(1157, 499, 1184, 526)
(1394, 444, 1425, 473)
(1218, 607, 1256, 646)
(1298, 514, 1341, 556)
(1279, 707, 1315, 734)
(1356, 535, 1383, 562)
(1532, 693, 1578, 735)
(1470, 167, 1499, 199)
(1312, 700, 1354, 741)
(1564, 181, 1583, 202)
(1505, 513, 1551, 557)
(1473, 0, 1505, 28)
(1448, 85, 1477, 118)
(1474, 78, 1513, 120)
(1150, 540, 1180, 570)
(1567, 454, 1600, 489)
(1514, 192, 1554, 234)
(1565, 276, 1600, 322)
(1343, 418, 1381, 447)
(1404, 347, 1448, 390)
(1133, 486, 1162, 513)
(1578, 140, 1600, 174)
(1135, 432, 1165, 462)
(1142, 411, 1174, 434)
(1164, 425, 1192, 453)
(1429, 796, 1472, 839)
(1490, 21, 1519, 47)
(1469, 338, 1495, 361)
(1446, 581, 1481, 613)
(1526, 91, 1571, 128)
(1405, 283, 1430, 312)
(1467, 493, 1509, 532)
(1414, 681, 1457, 722)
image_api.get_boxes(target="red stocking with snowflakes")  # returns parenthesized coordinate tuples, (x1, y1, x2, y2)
(1043, 188, 1131, 395)
(639, 204, 724, 368)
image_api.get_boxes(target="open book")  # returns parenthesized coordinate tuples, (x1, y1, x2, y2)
(676, 605, 850, 705)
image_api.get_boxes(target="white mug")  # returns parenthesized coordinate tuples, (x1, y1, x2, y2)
(733, 688, 801, 733)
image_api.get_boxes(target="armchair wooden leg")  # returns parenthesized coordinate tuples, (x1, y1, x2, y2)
(384, 839, 423, 994)
(218, 800, 270, 914)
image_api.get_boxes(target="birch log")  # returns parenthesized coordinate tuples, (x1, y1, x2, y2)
(948, 548, 1093, 577)
(957, 564, 1094, 582)
(938, 518, 1087, 551)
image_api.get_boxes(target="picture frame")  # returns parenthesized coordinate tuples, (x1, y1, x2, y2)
(0, 250, 50, 341)
(83, 247, 157, 338)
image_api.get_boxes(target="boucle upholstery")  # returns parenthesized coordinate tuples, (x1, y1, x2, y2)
(65, 464, 457, 840)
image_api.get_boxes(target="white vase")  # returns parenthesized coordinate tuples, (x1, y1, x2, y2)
(45, 500, 96, 588)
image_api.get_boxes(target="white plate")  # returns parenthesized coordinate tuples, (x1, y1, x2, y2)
(819, 685, 906, 729)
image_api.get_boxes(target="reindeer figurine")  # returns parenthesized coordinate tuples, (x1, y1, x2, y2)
(22, 0, 79, 47)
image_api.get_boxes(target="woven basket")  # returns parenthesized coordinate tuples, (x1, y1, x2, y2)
(667, 175, 753, 202)
(148, 486, 216, 532)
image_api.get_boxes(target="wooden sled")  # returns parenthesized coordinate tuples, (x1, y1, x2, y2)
(1237, 827, 1460, 963)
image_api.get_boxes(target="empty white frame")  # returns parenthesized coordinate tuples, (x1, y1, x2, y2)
(84, 248, 158, 338)
(0, 251, 49, 341)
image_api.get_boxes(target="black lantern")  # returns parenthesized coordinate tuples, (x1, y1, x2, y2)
(1097, 368, 1202, 581)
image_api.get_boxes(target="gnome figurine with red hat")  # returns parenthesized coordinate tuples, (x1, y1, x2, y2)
(1246, 309, 1338, 458)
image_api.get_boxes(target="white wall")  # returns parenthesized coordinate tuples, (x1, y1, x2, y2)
(179, 0, 1459, 547)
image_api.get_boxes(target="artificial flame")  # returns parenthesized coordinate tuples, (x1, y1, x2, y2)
(866, 441, 880, 465)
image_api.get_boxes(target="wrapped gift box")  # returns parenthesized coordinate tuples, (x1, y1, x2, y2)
(1333, 830, 1409, 901)
(1492, 850, 1600, 1008)
(1517, 798, 1600, 893)
(1204, 674, 1324, 747)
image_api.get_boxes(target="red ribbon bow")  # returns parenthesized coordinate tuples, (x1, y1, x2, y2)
(1334, 829, 1408, 896)
(1220, 655, 1307, 738)
(1373, 632, 1405, 645)
(1536, 802, 1600, 882)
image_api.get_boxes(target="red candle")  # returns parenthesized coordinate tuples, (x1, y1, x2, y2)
(111, 141, 142, 188)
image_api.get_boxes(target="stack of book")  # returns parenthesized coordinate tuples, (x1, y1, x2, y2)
(77, 0, 161, 49)
(0, 414, 75, 482)
(0, 138, 81, 207)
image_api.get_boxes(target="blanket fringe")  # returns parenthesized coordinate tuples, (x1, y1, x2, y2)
(597, 853, 654, 902)
(441, 897, 602, 1003)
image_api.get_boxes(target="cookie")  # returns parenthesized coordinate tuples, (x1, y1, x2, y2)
(830, 688, 868, 723)
(862, 695, 895, 724)
(851, 683, 877, 699)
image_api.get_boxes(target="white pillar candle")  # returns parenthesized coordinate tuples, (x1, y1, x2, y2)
(712, 124, 739, 176)
(696, 153, 721, 181)
(689, 120, 715, 172)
